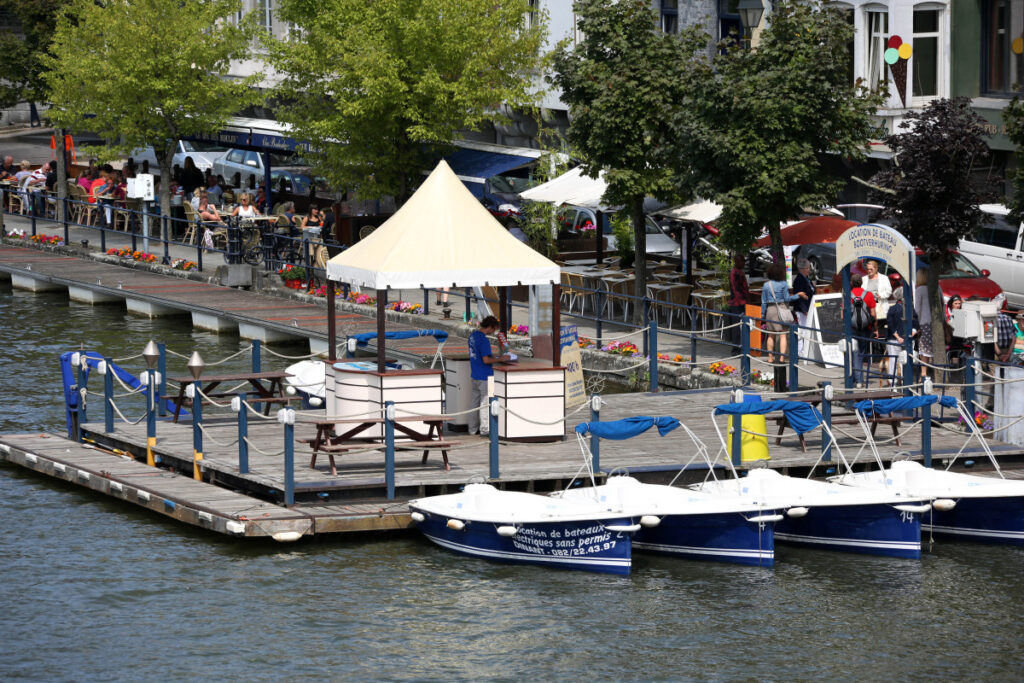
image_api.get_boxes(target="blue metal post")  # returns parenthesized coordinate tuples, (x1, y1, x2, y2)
(77, 361, 88, 425)
(146, 368, 156, 445)
(788, 323, 799, 392)
(741, 317, 751, 385)
(192, 380, 203, 479)
(965, 357, 977, 417)
(595, 288, 604, 344)
(237, 393, 249, 475)
(690, 303, 698, 368)
(103, 357, 114, 433)
(251, 339, 262, 373)
(157, 343, 167, 417)
(283, 414, 295, 506)
(648, 319, 658, 392)
(489, 397, 499, 479)
(642, 299, 650, 357)
(385, 401, 396, 500)
(842, 266, 853, 390)
(921, 399, 932, 468)
(821, 382, 833, 462)
(730, 392, 743, 468)
(590, 395, 600, 474)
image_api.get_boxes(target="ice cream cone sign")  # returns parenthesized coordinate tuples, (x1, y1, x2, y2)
(884, 35, 911, 107)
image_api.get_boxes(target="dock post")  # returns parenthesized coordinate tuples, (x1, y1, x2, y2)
(590, 394, 600, 474)
(237, 393, 249, 475)
(730, 389, 743, 468)
(281, 408, 295, 506)
(489, 398, 499, 479)
(157, 343, 167, 417)
(921, 398, 932, 468)
(642, 299, 650, 357)
(821, 382, 833, 463)
(147, 368, 158, 466)
(648, 319, 658, 393)
(192, 380, 203, 480)
(689, 304, 698, 370)
(964, 357, 977, 416)
(251, 339, 262, 373)
(740, 317, 750, 385)
(76, 359, 88, 427)
(103, 357, 114, 433)
(384, 401, 396, 500)
(788, 323, 798, 392)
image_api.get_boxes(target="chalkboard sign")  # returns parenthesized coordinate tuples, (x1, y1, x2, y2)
(811, 293, 844, 344)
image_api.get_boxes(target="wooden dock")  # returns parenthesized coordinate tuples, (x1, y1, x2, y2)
(4, 388, 1021, 542)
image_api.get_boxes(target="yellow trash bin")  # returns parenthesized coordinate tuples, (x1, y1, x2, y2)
(726, 414, 770, 463)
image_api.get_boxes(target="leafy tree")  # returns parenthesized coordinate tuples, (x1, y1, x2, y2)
(1001, 97, 1024, 229)
(270, 0, 545, 204)
(870, 97, 996, 359)
(0, 0, 67, 111)
(43, 0, 263, 218)
(518, 133, 572, 259)
(552, 0, 706, 318)
(674, 0, 882, 261)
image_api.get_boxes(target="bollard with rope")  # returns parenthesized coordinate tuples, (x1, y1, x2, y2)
(280, 407, 295, 506)
(489, 397, 499, 479)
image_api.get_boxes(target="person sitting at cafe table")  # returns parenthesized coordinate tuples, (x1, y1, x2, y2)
(0, 155, 17, 180)
(301, 204, 323, 230)
(205, 175, 223, 206)
(197, 193, 223, 224)
(231, 192, 260, 218)
(467, 315, 513, 437)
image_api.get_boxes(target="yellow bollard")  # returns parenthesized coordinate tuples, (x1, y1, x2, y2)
(193, 450, 203, 481)
(727, 414, 770, 463)
(146, 436, 156, 467)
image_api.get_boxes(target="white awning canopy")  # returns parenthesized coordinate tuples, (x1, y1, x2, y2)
(518, 166, 612, 210)
(327, 160, 560, 290)
(655, 199, 723, 223)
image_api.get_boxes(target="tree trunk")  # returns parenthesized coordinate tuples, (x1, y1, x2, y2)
(156, 143, 174, 230)
(769, 222, 784, 270)
(631, 194, 646, 325)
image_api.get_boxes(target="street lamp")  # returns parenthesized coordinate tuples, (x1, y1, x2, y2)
(738, 0, 765, 42)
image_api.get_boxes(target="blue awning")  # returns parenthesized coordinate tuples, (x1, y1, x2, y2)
(575, 416, 681, 439)
(854, 395, 957, 415)
(714, 400, 824, 435)
(444, 148, 534, 197)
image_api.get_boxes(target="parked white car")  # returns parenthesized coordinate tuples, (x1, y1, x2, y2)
(131, 140, 228, 173)
(959, 204, 1024, 306)
(556, 205, 681, 254)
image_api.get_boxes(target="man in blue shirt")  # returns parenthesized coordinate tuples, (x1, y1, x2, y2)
(468, 315, 511, 436)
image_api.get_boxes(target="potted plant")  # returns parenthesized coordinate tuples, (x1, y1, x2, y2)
(278, 265, 307, 289)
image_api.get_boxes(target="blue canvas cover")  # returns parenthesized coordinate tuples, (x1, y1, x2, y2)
(714, 400, 824, 435)
(350, 330, 449, 347)
(575, 416, 681, 439)
(854, 395, 957, 415)
(444, 148, 533, 197)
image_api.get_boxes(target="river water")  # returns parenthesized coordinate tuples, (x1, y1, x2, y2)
(1, 282, 1022, 682)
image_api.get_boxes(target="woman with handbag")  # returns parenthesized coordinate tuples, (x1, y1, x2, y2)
(760, 262, 807, 365)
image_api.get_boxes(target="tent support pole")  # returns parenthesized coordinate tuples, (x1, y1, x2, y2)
(499, 287, 509, 334)
(327, 280, 337, 362)
(552, 284, 561, 366)
(377, 289, 386, 373)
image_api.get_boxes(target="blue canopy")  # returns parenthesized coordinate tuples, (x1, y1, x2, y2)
(854, 395, 957, 415)
(444, 148, 534, 198)
(574, 416, 681, 439)
(714, 400, 824, 435)
(350, 330, 449, 348)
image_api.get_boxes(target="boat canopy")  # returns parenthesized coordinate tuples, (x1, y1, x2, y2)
(854, 395, 957, 415)
(575, 416, 681, 439)
(349, 329, 449, 348)
(714, 400, 824, 435)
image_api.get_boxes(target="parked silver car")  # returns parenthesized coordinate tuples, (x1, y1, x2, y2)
(556, 205, 680, 254)
(212, 149, 299, 189)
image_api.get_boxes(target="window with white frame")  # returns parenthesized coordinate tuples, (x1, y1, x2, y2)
(661, 0, 679, 34)
(865, 9, 889, 93)
(526, 0, 539, 30)
(912, 6, 943, 100)
(983, 0, 1024, 94)
(261, 0, 274, 34)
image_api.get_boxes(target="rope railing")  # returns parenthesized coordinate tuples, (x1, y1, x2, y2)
(259, 346, 323, 361)
(197, 423, 239, 448)
(108, 398, 146, 425)
(112, 352, 145, 363)
(241, 436, 284, 457)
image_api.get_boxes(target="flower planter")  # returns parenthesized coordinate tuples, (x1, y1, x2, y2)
(284, 279, 304, 290)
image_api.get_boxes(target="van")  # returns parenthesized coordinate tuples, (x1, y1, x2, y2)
(959, 204, 1024, 306)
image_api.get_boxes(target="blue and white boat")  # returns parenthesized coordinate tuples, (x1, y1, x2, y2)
(409, 484, 641, 575)
(560, 417, 781, 567)
(694, 397, 930, 559)
(834, 395, 1024, 546)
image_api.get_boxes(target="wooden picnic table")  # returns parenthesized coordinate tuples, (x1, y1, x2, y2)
(304, 415, 455, 475)
(170, 370, 291, 423)
(774, 389, 903, 452)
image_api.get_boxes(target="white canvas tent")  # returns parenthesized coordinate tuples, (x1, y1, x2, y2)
(655, 199, 723, 224)
(517, 166, 611, 210)
(327, 160, 560, 289)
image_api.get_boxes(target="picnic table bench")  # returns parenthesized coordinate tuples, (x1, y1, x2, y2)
(303, 415, 457, 475)
(170, 371, 292, 423)
(773, 390, 904, 452)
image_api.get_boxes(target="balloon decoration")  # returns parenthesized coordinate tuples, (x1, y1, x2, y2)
(885, 35, 912, 107)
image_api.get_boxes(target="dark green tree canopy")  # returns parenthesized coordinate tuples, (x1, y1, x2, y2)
(270, 0, 545, 203)
(673, 0, 882, 257)
(0, 0, 67, 109)
(869, 97, 996, 261)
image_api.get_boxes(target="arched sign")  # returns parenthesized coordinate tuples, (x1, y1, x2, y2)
(835, 223, 915, 277)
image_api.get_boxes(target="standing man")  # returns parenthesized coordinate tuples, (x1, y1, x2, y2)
(995, 310, 1016, 364)
(726, 254, 749, 355)
(792, 258, 815, 359)
(467, 315, 511, 436)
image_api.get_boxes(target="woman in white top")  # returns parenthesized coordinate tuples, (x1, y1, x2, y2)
(231, 192, 259, 219)
(863, 259, 893, 382)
